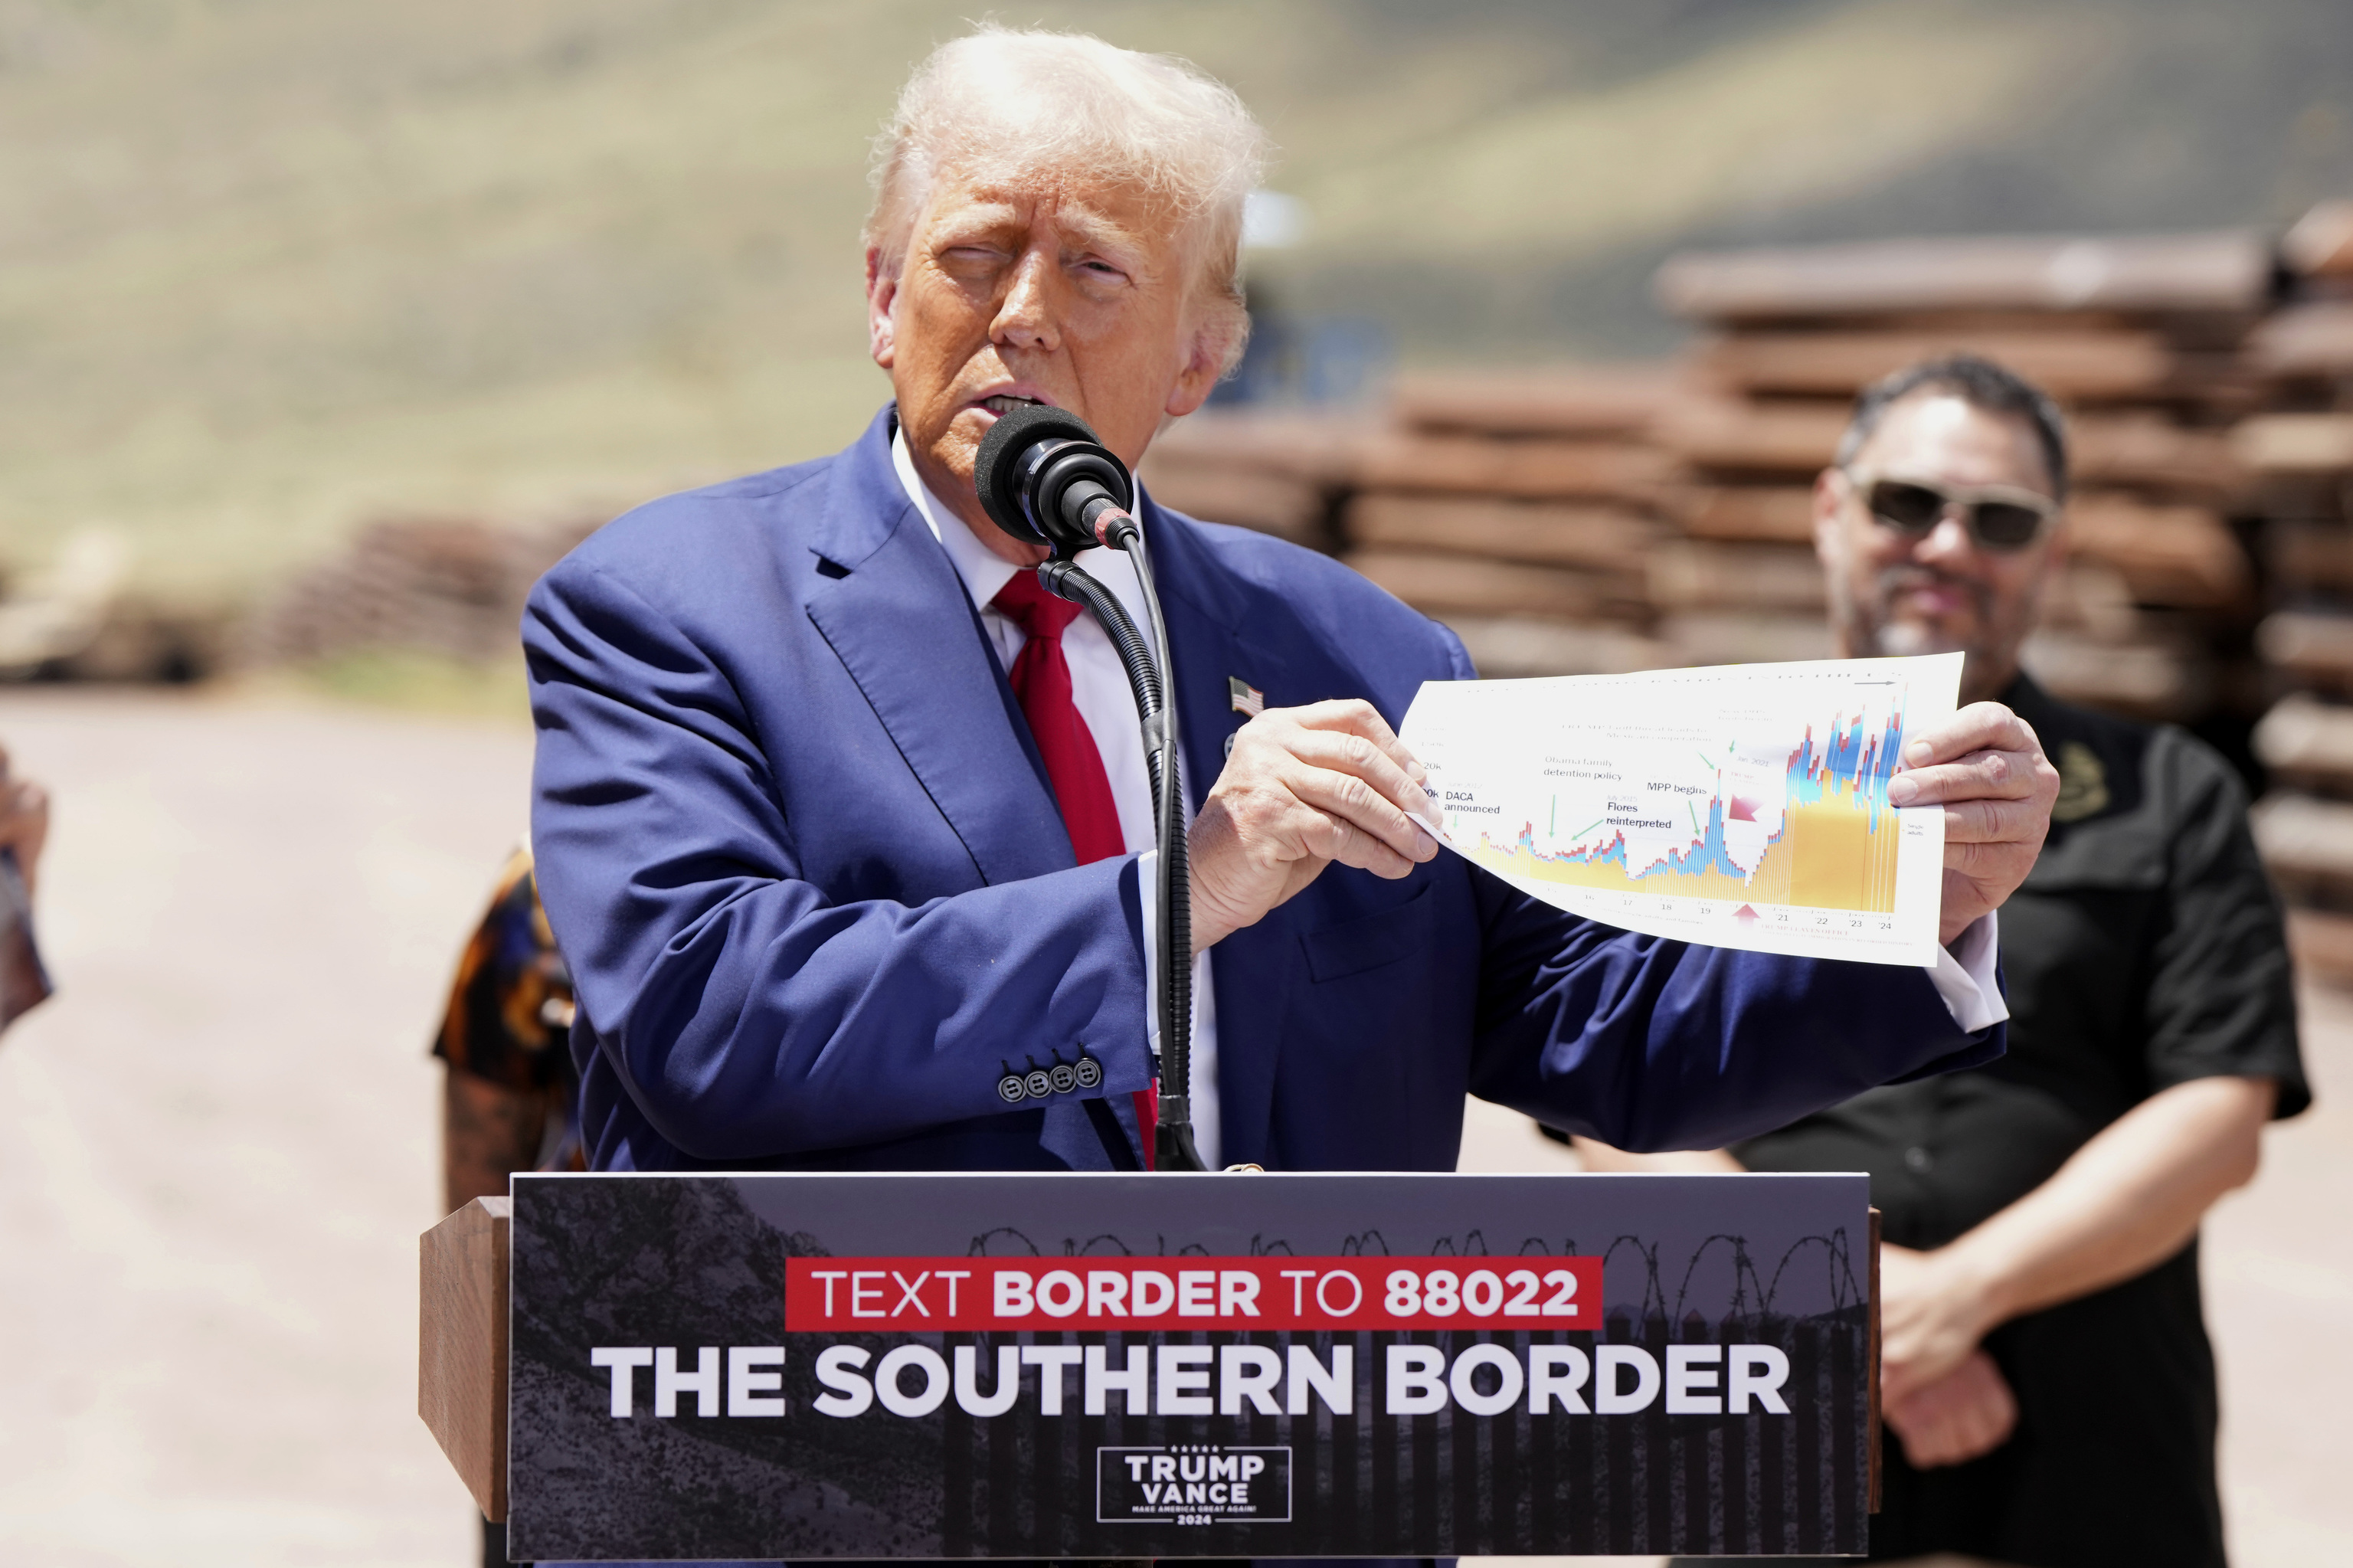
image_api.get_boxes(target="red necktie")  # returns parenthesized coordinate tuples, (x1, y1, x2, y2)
(990, 570, 1158, 1163)
(992, 571, 1127, 863)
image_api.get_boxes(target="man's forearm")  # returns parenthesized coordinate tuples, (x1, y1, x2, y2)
(1933, 1075, 2276, 1329)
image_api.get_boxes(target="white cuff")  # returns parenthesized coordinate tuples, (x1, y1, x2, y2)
(1926, 911, 2007, 1033)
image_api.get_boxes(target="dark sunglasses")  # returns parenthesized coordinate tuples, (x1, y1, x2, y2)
(1844, 470, 2059, 552)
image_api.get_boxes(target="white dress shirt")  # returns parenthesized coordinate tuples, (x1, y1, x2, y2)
(893, 430, 2005, 1166)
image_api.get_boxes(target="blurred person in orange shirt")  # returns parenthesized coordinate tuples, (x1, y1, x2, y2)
(1579, 356, 2309, 1568)
(431, 847, 581, 1216)
(0, 738, 48, 895)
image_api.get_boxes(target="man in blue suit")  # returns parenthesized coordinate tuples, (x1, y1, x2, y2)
(524, 27, 2060, 1183)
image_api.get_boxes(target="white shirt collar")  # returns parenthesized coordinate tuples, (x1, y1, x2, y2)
(892, 426, 1021, 611)
(889, 424, 1155, 621)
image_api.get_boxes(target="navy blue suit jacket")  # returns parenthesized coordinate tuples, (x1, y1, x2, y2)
(524, 407, 1999, 1173)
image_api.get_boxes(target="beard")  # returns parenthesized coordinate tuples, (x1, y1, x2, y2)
(1830, 561, 2040, 702)
(1839, 564, 1998, 659)
(1869, 619, 1955, 658)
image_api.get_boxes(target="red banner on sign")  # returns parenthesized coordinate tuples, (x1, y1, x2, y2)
(784, 1257, 1602, 1333)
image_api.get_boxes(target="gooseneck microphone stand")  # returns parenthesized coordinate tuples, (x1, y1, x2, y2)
(974, 405, 1206, 1172)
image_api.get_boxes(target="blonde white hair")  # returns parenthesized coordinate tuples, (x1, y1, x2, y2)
(865, 26, 1269, 373)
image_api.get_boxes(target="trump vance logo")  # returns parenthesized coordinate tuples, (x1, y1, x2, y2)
(1097, 1445, 1291, 1525)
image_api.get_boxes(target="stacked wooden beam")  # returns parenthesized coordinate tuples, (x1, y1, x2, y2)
(1142, 232, 2276, 709)
(1135, 409, 1358, 552)
(2239, 201, 2353, 980)
(1330, 367, 1679, 677)
(1144, 372, 1693, 677)
(1648, 231, 2271, 719)
(248, 516, 597, 666)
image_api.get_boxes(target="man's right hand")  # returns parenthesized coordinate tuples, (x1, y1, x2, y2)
(1884, 1347, 2018, 1468)
(1187, 699, 1438, 953)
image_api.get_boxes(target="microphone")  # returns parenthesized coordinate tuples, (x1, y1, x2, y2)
(974, 407, 1204, 1173)
(974, 404, 1142, 556)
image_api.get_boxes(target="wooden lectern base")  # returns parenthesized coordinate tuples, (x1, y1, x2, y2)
(420, 1195, 510, 1523)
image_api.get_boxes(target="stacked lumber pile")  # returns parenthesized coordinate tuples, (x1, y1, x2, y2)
(0, 530, 224, 683)
(1144, 373, 1688, 677)
(1135, 408, 1358, 552)
(1649, 231, 2270, 717)
(2238, 201, 2353, 980)
(248, 516, 597, 666)
(1335, 367, 1679, 677)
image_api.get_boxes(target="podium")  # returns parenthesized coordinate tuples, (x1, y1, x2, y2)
(423, 1172, 1880, 1560)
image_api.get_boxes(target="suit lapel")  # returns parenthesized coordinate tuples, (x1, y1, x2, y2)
(803, 411, 1075, 889)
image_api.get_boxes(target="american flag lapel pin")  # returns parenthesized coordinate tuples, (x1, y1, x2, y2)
(1228, 677, 1265, 717)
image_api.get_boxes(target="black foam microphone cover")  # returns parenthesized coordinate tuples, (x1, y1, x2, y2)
(974, 404, 1133, 555)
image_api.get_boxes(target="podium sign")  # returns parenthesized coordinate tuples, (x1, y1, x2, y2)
(502, 1170, 1876, 1560)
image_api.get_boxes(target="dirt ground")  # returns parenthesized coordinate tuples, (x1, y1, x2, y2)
(0, 688, 2343, 1566)
(0, 689, 526, 1566)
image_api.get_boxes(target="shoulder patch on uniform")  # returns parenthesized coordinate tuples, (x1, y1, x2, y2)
(2051, 740, 2111, 823)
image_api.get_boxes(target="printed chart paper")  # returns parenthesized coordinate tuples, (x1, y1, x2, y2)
(1400, 654, 1962, 966)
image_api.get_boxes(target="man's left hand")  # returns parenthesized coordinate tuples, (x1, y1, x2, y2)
(1886, 701, 2059, 945)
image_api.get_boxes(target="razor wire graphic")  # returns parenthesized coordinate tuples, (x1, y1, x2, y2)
(962, 1226, 1867, 1321)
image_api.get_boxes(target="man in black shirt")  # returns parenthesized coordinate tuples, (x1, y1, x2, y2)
(1585, 355, 2310, 1567)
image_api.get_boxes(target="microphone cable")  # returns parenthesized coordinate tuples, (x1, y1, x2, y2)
(974, 403, 1206, 1171)
(1038, 535, 1203, 1172)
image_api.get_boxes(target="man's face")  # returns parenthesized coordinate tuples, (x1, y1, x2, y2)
(866, 161, 1226, 565)
(1815, 390, 2063, 702)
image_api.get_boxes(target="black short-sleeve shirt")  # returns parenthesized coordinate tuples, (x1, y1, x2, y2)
(1730, 673, 2308, 1567)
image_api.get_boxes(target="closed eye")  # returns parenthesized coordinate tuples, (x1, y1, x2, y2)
(939, 245, 1010, 275)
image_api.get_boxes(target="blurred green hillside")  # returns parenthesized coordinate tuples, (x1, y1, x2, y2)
(2, 0, 2348, 598)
